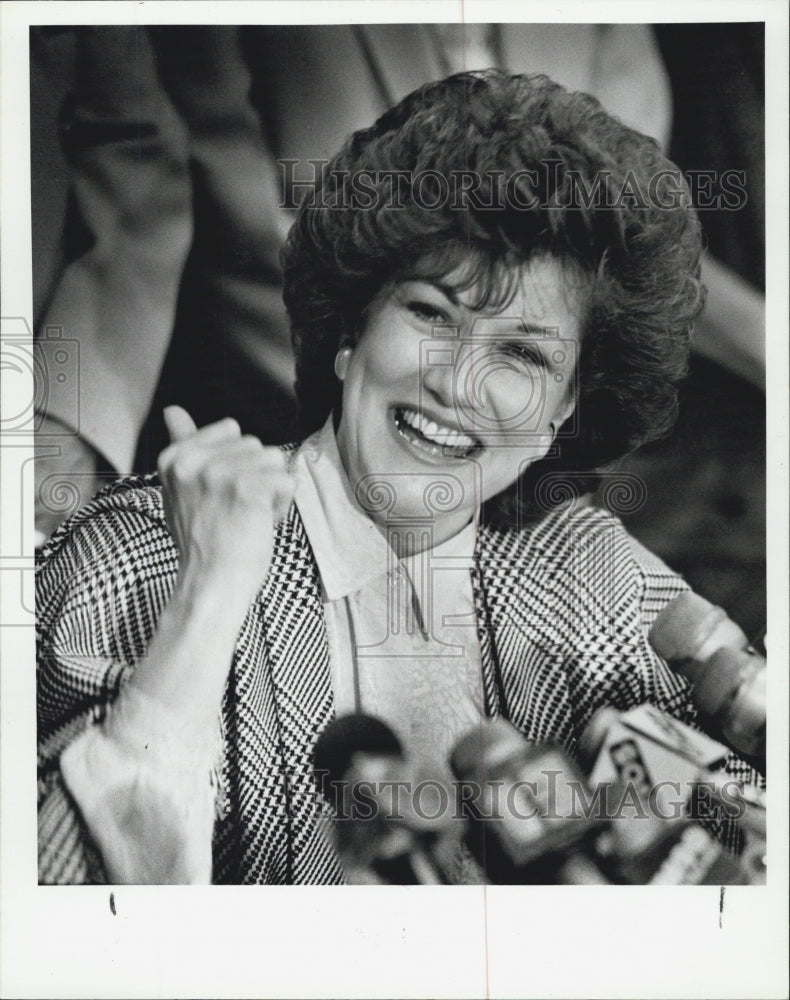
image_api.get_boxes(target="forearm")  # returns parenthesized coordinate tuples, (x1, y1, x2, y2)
(127, 563, 252, 728)
(59, 570, 252, 884)
(39, 409, 290, 883)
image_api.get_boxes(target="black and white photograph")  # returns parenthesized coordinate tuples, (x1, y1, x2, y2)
(1, 2, 788, 998)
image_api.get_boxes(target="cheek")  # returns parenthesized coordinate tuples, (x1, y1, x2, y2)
(350, 330, 385, 380)
(479, 366, 557, 430)
(368, 317, 423, 375)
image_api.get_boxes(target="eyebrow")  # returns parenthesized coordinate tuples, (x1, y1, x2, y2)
(399, 277, 461, 304)
(431, 280, 463, 304)
(503, 323, 560, 337)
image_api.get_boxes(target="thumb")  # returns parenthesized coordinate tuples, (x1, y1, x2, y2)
(163, 405, 198, 444)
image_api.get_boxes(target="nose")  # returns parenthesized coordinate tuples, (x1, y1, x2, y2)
(421, 338, 504, 432)
(420, 345, 460, 413)
(423, 335, 549, 438)
(425, 331, 505, 416)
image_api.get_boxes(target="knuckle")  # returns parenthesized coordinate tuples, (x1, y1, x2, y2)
(176, 452, 204, 481)
(216, 417, 241, 437)
(238, 435, 266, 457)
(198, 462, 223, 490)
(259, 447, 288, 470)
(171, 457, 192, 483)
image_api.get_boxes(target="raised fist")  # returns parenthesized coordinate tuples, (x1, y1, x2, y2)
(157, 406, 294, 605)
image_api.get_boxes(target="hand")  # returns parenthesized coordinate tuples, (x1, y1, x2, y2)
(157, 406, 294, 604)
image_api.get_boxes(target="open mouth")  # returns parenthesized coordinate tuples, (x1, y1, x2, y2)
(393, 407, 482, 459)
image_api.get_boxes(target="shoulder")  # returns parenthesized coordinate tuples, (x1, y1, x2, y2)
(36, 474, 176, 644)
(479, 506, 698, 740)
(38, 473, 172, 576)
(478, 504, 687, 625)
(478, 502, 644, 567)
(36, 475, 177, 738)
(39, 473, 168, 554)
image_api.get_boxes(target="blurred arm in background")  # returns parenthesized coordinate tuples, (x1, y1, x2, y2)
(32, 27, 193, 540)
(656, 21, 766, 393)
(696, 254, 765, 392)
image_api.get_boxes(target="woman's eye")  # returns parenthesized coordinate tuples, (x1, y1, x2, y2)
(407, 301, 448, 324)
(497, 341, 544, 367)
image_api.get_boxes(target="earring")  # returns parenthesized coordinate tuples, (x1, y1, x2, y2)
(549, 421, 557, 437)
(334, 346, 353, 381)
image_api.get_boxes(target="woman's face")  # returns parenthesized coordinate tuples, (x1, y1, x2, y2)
(335, 256, 584, 548)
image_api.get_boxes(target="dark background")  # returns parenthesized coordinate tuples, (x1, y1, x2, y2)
(613, 25, 765, 641)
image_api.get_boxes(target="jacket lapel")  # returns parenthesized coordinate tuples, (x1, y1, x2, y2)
(225, 504, 342, 884)
(475, 514, 578, 748)
(260, 506, 341, 883)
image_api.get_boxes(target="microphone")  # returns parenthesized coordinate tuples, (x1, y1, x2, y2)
(578, 705, 763, 884)
(449, 719, 611, 884)
(312, 713, 453, 884)
(702, 777, 767, 885)
(648, 592, 766, 767)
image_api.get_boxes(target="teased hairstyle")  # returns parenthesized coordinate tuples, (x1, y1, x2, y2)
(282, 71, 704, 525)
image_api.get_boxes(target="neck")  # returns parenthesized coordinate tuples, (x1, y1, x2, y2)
(377, 510, 477, 559)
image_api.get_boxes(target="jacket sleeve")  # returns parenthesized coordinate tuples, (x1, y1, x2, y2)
(557, 510, 763, 796)
(549, 508, 693, 734)
(36, 477, 184, 883)
(625, 529, 696, 720)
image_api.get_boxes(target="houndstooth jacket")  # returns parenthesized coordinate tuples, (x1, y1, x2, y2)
(36, 472, 748, 884)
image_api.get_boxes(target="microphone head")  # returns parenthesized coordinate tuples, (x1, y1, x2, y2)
(313, 714, 455, 884)
(312, 713, 403, 808)
(649, 591, 748, 666)
(449, 718, 527, 783)
(649, 591, 716, 660)
(450, 719, 605, 880)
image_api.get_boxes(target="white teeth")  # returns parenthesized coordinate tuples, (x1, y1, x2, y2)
(399, 408, 477, 450)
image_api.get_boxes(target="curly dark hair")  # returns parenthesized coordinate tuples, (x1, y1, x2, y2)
(281, 70, 704, 526)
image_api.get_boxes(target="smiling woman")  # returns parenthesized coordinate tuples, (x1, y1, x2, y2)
(334, 259, 581, 550)
(36, 70, 759, 885)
